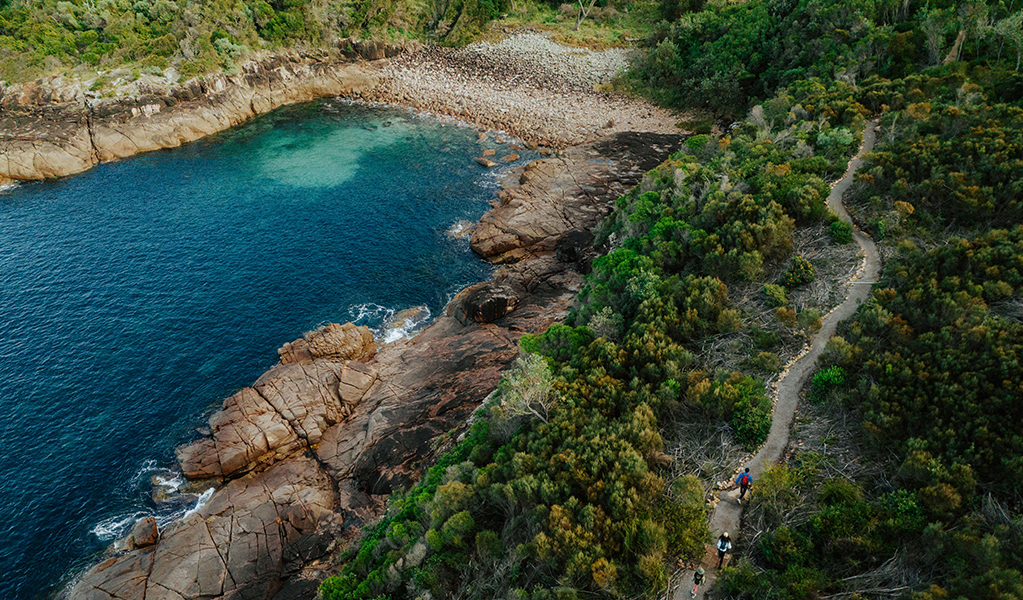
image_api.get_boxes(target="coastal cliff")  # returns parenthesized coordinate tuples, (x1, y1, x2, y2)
(65, 131, 683, 600)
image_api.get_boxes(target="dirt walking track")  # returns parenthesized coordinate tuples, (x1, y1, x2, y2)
(669, 122, 881, 600)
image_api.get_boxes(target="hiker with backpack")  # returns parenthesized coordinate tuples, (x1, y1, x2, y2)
(716, 532, 732, 569)
(691, 567, 705, 597)
(735, 467, 752, 504)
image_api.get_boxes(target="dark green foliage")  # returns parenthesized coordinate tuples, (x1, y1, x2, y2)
(842, 227, 1023, 494)
(782, 256, 815, 288)
(632, 0, 894, 113)
(0, 0, 512, 81)
(829, 219, 852, 244)
(636, 0, 1023, 597)
(749, 351, 781, 373)
(658, 0, 705, 22)
(762, 283, 787, 308)
(730, 380, 771, 450)
(632, 0, 1021, 115)
(850, 102, 1023, 233)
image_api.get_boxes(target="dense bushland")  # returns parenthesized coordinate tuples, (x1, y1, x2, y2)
(618, 0, 1023, 598)
(0, 0, 511, 81)
(634, 0, 1023, 115)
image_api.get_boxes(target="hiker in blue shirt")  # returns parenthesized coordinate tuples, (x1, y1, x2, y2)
(735, 467, 752, 504)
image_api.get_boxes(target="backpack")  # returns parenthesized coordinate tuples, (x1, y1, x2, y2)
(740, 472, 750, 486)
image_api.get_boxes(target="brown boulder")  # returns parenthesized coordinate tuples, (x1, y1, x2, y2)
(475, 157, 497, 168)
(451, 280, 526, 324)
(279, 322, 376, 365)
(129, 517, 159, 549)
(177, 356, 376, 480)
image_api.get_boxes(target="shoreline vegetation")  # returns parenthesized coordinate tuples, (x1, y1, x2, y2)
(4, 0, 1021, 599)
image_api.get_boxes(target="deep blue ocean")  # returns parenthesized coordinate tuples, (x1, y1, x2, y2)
(0, 101, 521, 599)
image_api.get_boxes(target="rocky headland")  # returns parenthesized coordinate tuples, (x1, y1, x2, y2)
(18, 31, 687, 600)
(0, 43, 391, 186)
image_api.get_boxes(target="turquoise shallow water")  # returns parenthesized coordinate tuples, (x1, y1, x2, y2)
(0, 100, 521, 599)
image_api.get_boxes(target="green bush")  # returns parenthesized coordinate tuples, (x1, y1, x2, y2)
(751, 351, 782, 373)
(662, 475, 710, 559)
(812, 366, 845, 391)
(783, 256, 816, 288)
(752, 326, 781, 349)
(796, 309, 822, 334)
(731, 385, 771, 450)
(816, 478, 862, 506)
(762, 283, 787, 307)
(830, 219, 853, 244)
(684, 134, 710, 152)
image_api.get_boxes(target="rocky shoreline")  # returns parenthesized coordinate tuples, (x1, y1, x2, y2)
(65, 130, 684, 600)
(8, 32, 689, 600)
(0, 33, 681, 185)
(368, 33, 682, 149)
(0, 47, 385, 185)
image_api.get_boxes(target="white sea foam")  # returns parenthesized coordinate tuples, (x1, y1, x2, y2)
(347, 302, 434, 343)
(180, 487, 215, 521)
(132, 459, 159, 482)
(347, 302, 395, 333)
(152, 471, 185, 491)
(383, 305, 431, 343)
(0, 181, 18, 193)
(446, 220, 475, 240)
(91, 512, 148, 541)
(90, 460, 212, 544)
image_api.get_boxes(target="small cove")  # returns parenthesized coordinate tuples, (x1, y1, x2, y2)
(0, 100, 527, 599)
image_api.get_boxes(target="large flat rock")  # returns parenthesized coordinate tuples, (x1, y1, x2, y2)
(68, 456, 338, 600)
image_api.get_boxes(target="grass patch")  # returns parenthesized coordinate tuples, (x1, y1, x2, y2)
(498, 0, 661, 49)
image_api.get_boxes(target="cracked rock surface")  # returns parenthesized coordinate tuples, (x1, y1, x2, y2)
(69, 456, 338, 600)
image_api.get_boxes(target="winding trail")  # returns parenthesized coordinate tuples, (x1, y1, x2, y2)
(671, 121, 880, 599)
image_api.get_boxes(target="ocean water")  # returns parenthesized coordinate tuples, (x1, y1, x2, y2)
(0, 101, 525, 599)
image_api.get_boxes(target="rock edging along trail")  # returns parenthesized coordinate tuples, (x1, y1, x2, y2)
(669, 121, 880, 600)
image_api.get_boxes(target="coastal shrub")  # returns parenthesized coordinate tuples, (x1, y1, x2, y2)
(830, 219, 853, 244)
(815, 126, 854, 149)
(750, 351, 781, 373)
(782, 256, 815, 288)
(809, 365, 844, 404)
(660, 481, 710, 559)
(796, 309, 822, 334)
(684, 134, 710, 152)
(731, 388, 771, 450)
(812, 366, 845, 392)
(762, 283, 787, 307)
(775, 307, 797, 327)
(752, 326, 781, 350)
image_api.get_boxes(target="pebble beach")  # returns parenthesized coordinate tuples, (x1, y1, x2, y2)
(368, 32, 683, 148)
